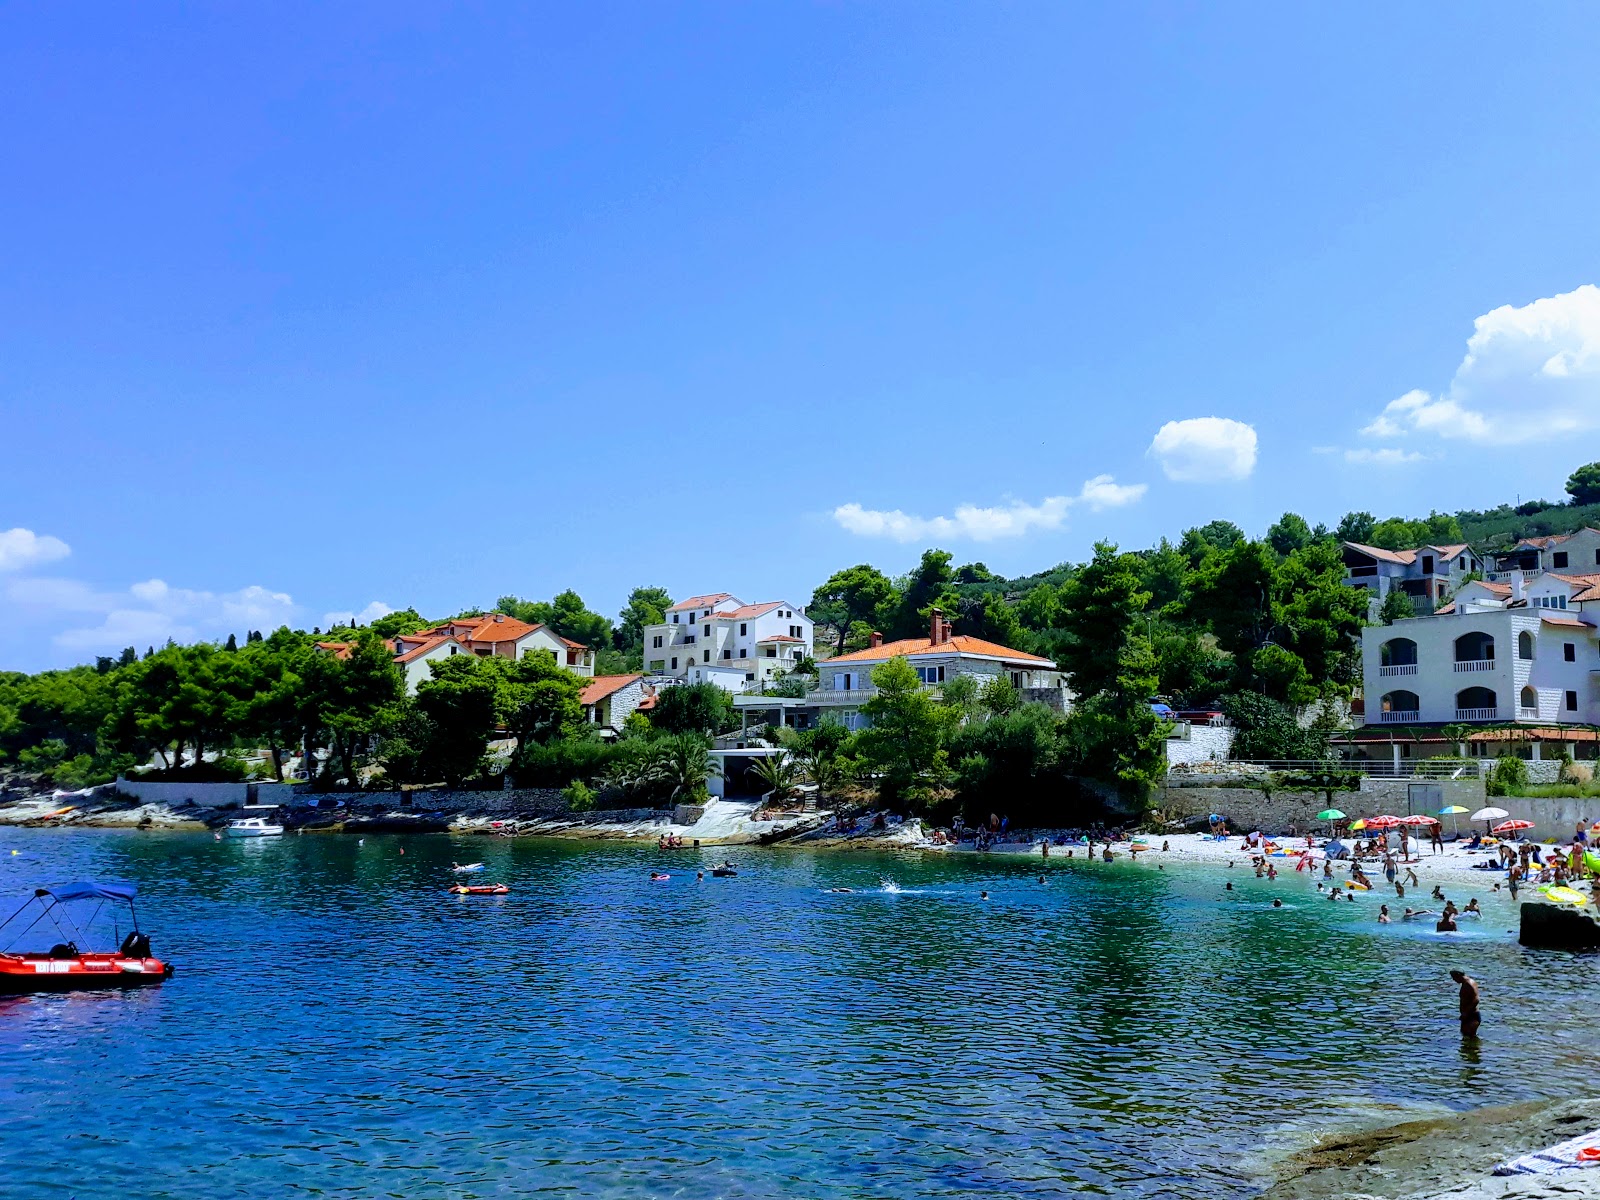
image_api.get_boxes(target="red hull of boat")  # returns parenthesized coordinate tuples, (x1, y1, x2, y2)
(0, 953, 173, 994)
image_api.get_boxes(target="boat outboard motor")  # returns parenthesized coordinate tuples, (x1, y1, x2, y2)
(48, 942, 79, 959)
(120, 931, 151, 958)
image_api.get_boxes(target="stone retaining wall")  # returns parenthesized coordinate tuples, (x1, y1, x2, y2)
(297, 788, 570, 816)
(114, 778, 299, 808)
(1165, 724, 1236, 767)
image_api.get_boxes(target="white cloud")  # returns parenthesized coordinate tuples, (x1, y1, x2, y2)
(322, 600, 394, 629)
(1148, 417, 1258, 482)
(832, 474, 1144, 542)
(1361, 284, 1600, 444)
(6, 575, 297, 651)
(1076, 474, 1148, 511)
(1343, 447, 1427, 466)
(0, 528, 70, 572)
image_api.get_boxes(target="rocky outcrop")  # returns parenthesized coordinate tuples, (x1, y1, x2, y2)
(1520, 900, 1600, 950)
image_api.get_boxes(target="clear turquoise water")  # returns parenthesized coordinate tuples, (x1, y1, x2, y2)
(0, 828, 1586, 1199)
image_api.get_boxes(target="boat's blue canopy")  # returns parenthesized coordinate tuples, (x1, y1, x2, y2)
(36, 881, 137, 903)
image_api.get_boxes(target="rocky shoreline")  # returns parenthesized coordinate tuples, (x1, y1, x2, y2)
(1263, 1097, 1600, 1199)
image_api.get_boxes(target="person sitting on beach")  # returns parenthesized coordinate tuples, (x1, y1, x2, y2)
(1162, 840, 1170, 852)
(1436, 910, 1457, 933)
(1378, 904, 1391, 923)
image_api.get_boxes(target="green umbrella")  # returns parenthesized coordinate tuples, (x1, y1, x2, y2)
(1439, 804, 1470, 838)
(1315, 809, 1347, 820)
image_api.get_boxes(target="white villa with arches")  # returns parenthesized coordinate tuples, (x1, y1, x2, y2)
(1364, 606, 1600, 728)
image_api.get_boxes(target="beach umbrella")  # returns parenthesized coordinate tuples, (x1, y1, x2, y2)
(1473, 806, 1510, 835)
(1366, 815, 1402, 829)
(1439, 804, 1469, 836)
(1494, 819, 1535, 838)
(1402, 815, 1439, 827)
(1349, 819, 1367, 832)
(1315, 808, 1346, 821)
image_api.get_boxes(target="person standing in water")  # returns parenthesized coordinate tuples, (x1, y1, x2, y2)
(1451, 970, 1481, 1038)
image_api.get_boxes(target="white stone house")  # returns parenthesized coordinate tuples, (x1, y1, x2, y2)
(388, 613, 596, 695)
(1341, 542, 1480, 613)
(1364, 607, 1600, 729)
(642, 592, 814, 693)
(1489, 528, 1600, 580)
(579, 674, 648, 734)
(757, 609, 1064, 730)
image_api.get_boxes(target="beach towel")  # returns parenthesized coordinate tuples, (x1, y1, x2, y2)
(1494, 1127, 1600, 1175)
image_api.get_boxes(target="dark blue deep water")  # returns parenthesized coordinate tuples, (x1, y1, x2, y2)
(0, 828, 1590, 1199)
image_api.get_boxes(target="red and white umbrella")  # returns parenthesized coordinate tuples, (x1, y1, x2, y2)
(1493, 819, 1535, 836)
(1402, 815, 1440, 827)
(1366, 815, 1403, 829)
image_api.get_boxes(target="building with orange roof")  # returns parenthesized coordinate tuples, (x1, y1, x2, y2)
(313, 641, 355, 661)
(732, 608, 1066, 733)
(642, 592, 813, 693)
(1341, 541, 1482, 615)
(385, 612, 596, 694)
(578, 674, 652, 734)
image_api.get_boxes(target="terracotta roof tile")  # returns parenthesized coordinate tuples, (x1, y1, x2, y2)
(826, 634, 1054, 666)
(314, 641, 354, 660)
(667, 592, 737, 612)
(580, 674, 643, 706)
(395, 635, 459, 664)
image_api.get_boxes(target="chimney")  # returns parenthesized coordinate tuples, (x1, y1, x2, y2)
(869, 631, 883, 649)
(1511, 572, 1525, 604)
(930, 607, 950, 645)
(494, 613, 504, 623)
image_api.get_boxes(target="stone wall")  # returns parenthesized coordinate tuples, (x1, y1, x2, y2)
(1158, 786, 1348, 833)
(1166, 724, 1236, 767)
(297, 788, 570, 816)
(114, 778, 299, 808)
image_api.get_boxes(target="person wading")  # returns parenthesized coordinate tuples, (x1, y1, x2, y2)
(1451, 970, 1481, 1038)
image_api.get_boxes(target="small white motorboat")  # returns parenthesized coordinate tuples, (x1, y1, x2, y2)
(451, 862, 485, 874)
(225, 817, 284, 838)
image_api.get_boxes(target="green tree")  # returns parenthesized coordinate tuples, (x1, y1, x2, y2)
(617, 586, 672, 653)
(369, 608, 428, 638)
(1138, 540, 1190, 613)
(493, 649, 586, 747)
(1379, 587, 1415, 625)
(497, 590, 614, 650)
(940, 673, 979, 723)
(809, 565, 896, 653)
(889, 549, 959, 639)
(1179, 520, 1246, 567)
(1568, 462, 1600, 506)
(978, 675, 1020, 718)
(1056, 542, 1153, 703)
(779, 721, 858, 801)
(649, 682, 733, 736)
(414, 655, 500, 788)
(858, 656, 953, 807)
(1266, 512, 1314, 557)
(1335, 511, 1376, 544)
(658, 732, 714, 802)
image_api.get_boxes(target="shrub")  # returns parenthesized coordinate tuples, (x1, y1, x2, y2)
(511, 737, 622, 788)
(1487, 753, 1528, 797)
(562, 780, 597, 812)
(1561, 758, 1593, 785)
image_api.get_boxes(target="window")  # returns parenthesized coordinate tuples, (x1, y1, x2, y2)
(672, 614, 679, 624)
(1555, 552, 1570, 568)
(790, 625, 802, 638)
(703, 650, 710, 662)
(1422, 555, 1434, 573)
(1567, 690, 1580, 712)
(1519, 631, 1535, 660)
(915, 665, 946, 684)
(764, 647, 776, 657)
(739, 648, 747, 658)
(739, 623, 747, 636)
(652, 635, 663, 649)
(449, 645, 458, 655)
(1566, 643, 1577, 662)
(703, 625, 710, 637)
(834, 672, 854, 690)
(1594, 548, 1600, 566)
(1458, 556, 1467, 569)
(722, 649, 731, 659)
(745, 673, 755, 682)
(671, 657, 678, 669)
(1011, 671, 1023, 687)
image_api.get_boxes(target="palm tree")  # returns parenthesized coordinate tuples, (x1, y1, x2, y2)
(750, 753, 798, 802)
(659, 732, 714, 802)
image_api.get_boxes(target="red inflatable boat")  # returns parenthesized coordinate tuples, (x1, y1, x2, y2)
(448, 883, 510, 896)
(0, 882, 174, 994)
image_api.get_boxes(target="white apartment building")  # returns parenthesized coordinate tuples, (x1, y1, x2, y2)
(643, 592, 814, 693)
(1365, 606, 1600, 728)
(1341, 542, 1480, 613)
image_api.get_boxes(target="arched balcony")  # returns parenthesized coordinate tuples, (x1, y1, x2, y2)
(1520, 686, 1539, 719)
(1378, 690, 1420, 724)
(1455, 686, 1499, 721)
(1379, 638, 1418, 677)
(1453, 631, 1496, 672)
(1519, 630, 1536, 661)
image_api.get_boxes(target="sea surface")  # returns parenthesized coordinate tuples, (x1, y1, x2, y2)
(0, 828, 1590, 1199)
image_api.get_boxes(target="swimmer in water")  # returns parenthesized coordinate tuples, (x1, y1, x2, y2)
(1038, 875, 1047, 885)
(696, 871, 704, 881)
(826, 887, 852, 893)
(650, 872, 667, 881)
(1272, 899, 1283, 908)
(980, 891, 990, 901)
(1436, 910, 1458, 933)
(1225, 882, 1233, 891)
(1378, 904, 1391, 923)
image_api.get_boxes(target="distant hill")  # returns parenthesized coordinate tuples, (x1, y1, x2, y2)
(1455, 500, 1600, 549)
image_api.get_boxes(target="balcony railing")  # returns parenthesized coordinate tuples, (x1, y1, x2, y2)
(1455, 707, 1499, 721)
(1520, 707, 1540, 720)
(1453, 659, 1495, 672)
(1378, 710, 1420, 723)
(1378, 663, 1418, 676)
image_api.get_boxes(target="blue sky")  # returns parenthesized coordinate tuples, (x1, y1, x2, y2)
(5, 4, 1600, 670)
